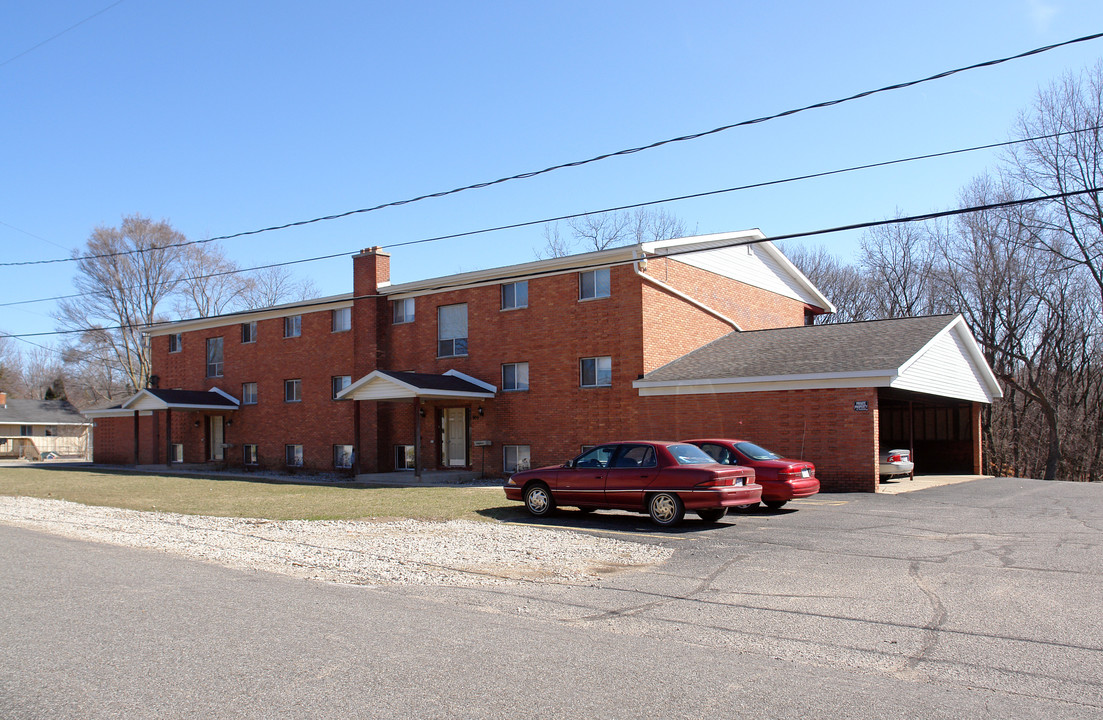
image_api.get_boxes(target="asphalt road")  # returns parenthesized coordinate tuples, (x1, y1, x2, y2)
(2, 477, 1101, 719)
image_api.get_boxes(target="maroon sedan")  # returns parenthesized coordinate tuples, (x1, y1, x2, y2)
(685, 439, 819, 510)
(504, 441, 761, 527)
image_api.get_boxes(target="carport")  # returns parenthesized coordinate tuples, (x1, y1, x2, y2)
(878, 389, 979, 476)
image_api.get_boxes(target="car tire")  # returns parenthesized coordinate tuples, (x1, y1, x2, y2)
(734, 502, 759, 512)
(648, 492, 685, 527)
(696, 508, 728, 523)
(764, 500, 788, 510)
(523, 483, 555, 517)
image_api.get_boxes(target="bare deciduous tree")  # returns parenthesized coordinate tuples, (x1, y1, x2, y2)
(240, 266, 319, 309)
(859, 216, 942, 318)
(780, 243, 877, 324)
(56, 215, 186, 395)
(1009, 61, 1103, 308)
(173, 242, 254, 318)
(537, 208, 687, 258)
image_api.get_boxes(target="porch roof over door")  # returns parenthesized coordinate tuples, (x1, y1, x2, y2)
(121, 387, 240, 412)
(337, 370, 496, 402)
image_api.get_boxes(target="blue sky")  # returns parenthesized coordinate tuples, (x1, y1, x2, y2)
(4, 1, 1103, 346)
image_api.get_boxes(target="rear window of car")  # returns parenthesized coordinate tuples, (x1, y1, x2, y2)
(667, 444, 717, 465)
(734, 442, 782, 461)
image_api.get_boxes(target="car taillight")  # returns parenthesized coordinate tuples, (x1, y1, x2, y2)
(696, 476, 733, 487)
(778, 470, 799, 481)
(888, 454, 903, 463)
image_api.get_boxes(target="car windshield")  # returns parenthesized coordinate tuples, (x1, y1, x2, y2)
(734, 441, 782, 460)
(667, 444, 718, 465)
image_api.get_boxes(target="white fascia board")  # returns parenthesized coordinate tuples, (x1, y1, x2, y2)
(633, 369, 897, 396)
(756, 242, 837, 313)
(84, 409, 153, 418)
(382, 246, 642, 298)
(209, 387, 241, 405)
(0, 421, 90, 427)
(897, 315, 1003, 400)
(443, 369, 497, 393)
(145, 295, 354, 337)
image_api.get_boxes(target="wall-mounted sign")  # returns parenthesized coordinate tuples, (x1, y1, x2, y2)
(473, 440, 492, 447)
(854, 401, 869, 412)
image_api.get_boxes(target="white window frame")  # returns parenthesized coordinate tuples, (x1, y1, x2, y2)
(503, 445, 531, 473)
(502, 362, 529, 392)
(333, 444, 354, 469)
(168, 333, 182, 353)
(332, 375, 351, 399)
(206, 337, 224, 378)
(579, 268, 611, 300)
(284, 315, 302, 338)
(393, 298, 415, 324)
(241, 321, 257, 344)
(285, 444, 303, 467)
(332, 307, 351, 333)
(437, 303, 468, 358)
(284, 379, 302, 403)
(580, 356, 612, 388)
(243, 444, 259, 466)
(242, 382, 258, 405)
(171, 443, 184, 463)
(501, 281, 528, 310)
(395, 445, 416, 471)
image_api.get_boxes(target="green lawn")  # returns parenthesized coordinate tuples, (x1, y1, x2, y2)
(0, 466, 515, 522)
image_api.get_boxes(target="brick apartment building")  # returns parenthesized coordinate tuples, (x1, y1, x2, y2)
(88, 230, 1002, 492)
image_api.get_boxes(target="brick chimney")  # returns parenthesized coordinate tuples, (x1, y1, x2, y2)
(353, 247, 390, 298)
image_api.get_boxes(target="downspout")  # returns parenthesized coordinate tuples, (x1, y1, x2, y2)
(632, 253, 742, 332)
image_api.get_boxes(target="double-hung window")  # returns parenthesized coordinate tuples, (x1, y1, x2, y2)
(284, 315, 301, 338)
(241, 321, 256, 343)
(333, 445, 354, 469)
(393, 298, 415, 324)
(244, 444, 258, 466)
(503, 445, 531, 473)
(332, 375, 351, 399)
(284, 379, 302, 403)
(285, 444, 303, 467)
(579, 268, 610, 300)
(502, 362, 529, 391)
(242, 382, 258, 405)
(580, 356, 612, 387)
(168, 333, 182, 353)
(206, 337, 224, 378)
(332, 307, 351, 332)
(501, 281, 528, 310)
(437, 304, 468, 358)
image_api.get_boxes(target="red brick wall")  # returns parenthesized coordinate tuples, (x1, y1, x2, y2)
(642, 257, 809, 330)
(148, 306, 356, 473)
(635, 387, 880, 492)
(91, 415, 135, 465)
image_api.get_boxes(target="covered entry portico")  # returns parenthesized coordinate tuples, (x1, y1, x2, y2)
(115, 387, 240, 466)
(338, 369, 496, 479)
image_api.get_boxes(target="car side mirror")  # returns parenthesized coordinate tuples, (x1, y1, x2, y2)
(563, 459, 574, 468)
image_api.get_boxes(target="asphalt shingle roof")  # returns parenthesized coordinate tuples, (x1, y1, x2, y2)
(0, 398, 88, 424)
(377, 371, 491, 394)
(643, 315, 959, 382)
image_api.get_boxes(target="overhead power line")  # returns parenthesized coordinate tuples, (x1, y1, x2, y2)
(3, 30, 1102, 269)
(2, 123, 1101, 311)
(0, 0, 128, 68)
(4, 186, 1099, 340)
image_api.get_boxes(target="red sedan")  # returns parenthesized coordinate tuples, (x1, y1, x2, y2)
(685, 439, 819, 510)
(504, 441, 761, 527)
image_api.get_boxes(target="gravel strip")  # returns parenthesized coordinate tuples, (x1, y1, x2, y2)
(0, 496, 672, 587)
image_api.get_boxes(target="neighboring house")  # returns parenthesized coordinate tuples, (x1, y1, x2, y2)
(86, 230, 1001, 491)
(0, 392, 92, 460)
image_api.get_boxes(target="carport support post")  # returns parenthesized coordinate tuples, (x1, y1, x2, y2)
(908, 400, 915, 480)
(413, 400, 422, 481)
(132, 410, 140, 466)
(353, 400, 361, 475)
(165, 408, 172, 468)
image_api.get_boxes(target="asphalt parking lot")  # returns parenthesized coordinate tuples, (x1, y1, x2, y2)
(2, 476, 1102, 718)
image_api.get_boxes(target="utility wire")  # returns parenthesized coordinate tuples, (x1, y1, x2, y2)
(4, 186, 1099, 340)
(4, 30, 1101, 269)
(0, 0, 128, 68)
(2, 123, 1099, 310)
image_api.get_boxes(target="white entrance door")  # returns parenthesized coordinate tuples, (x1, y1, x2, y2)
(443, 408, 466, 467)
(209, 416, 224, 461)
